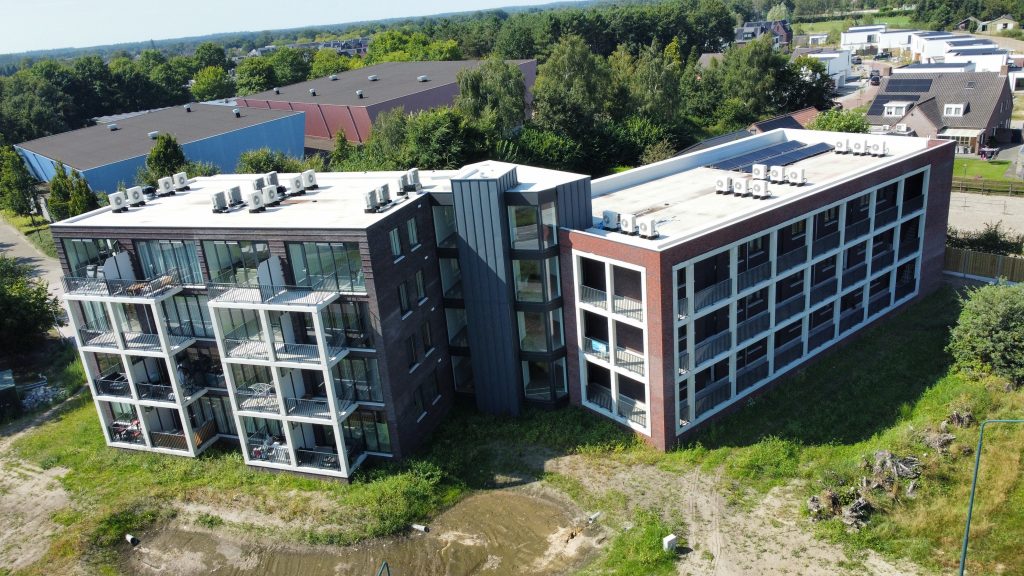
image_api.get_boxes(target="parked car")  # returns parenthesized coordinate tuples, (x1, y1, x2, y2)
(852, 56, 862, 65)
(877, 51, 891, 60)
(869, 76, 881, 86)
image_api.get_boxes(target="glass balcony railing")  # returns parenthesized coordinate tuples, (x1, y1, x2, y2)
(875, 205, 899, 227)
(845, 218, 871, 242)
(774, 338, 803, 369)
(63, 268, 186, 300)
(809, 278, 838, 305)
(839, 307, 864, 333)
(736, 310, 770, 344)
(868, 292, 892, 316)
(775, 292, 805, 323)
(842, 262, 868, 288)
(776, 245, 807, 273)
(812, 231, 840, 257)
(808, 322, 835, 350)
(871, 248, 895, 273)
(208, 278, 337, 307)
(899, 237, 920, 260)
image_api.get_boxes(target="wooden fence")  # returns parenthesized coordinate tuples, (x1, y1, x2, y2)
(952, 177, 1022, 197)
(944, 247, 1024, 282)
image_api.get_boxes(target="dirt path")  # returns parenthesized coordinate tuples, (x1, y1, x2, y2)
(0, 398, 76, 573)
(545, 455, 927, 576)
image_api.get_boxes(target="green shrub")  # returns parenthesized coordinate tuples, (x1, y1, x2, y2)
(725, 436, 800, 489)
(947, 222, 1024, 256)
(592, 508, 680, 575)
(948, 282, 1024, 386)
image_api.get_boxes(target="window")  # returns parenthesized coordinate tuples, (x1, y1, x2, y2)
(287, 242, 364, 292)
(883, 103, 909, 117)
(389, 228, 402, 259)
(540, 202, 558, 248)
(517, 308, 565, 352)
(334, 357, 382, 402)
(790, 220, 806, 238)
(136, 240, 203, 284)
(398, 283, 410, 315)
(407, 335, 419, 370)
(513, 257, 561, 302)
(163, 294, 213, 338)
(421, 322, 434, 355)
(326, 301, 373, 349)
(203, 240, 270, 285)
(508, 205, 540, 250)
(824, 207, 839, 223)
(415, 270, 426, 302)
(406, 218, 419, 249)
(943, 104, 964, 117)
(343, 409, 391, 454)
(411, 372, 441, 420)
(63, 238, 125, 277)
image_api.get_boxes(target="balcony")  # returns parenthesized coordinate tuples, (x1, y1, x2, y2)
(583, 337, 611, 362)
(679, 397, 690, 425)
(775, 292, 805, 323)
(677, 297, 689, 320)
(777, 246, 807, 273)
(247, 430, 291, 465)
(737, 261, 771, 292)
(677, 350, 690, 376)
(95, 370, 132, 398)
(579, 285, 608, 309)
(694, 330, 731, 366)
(736, 310, 770, 344)
(808, 322, 835, 350)
(899, 237, 919, 260)
(63, 269, 183, 301)
(614, 346, 645, 376)
(902, 195, 924, 216)
(136, 382, 177, 403)
(812, 231, 840, 257)
(845, 218, 871, 242)
(895, 279, 916, 301)
(616, 394, 648, 428)
(868, 292, 892, 316)
(774, 338, 803, 369)
(586, 382, 613, 412)
(875, 205, 898, 227)
(842, 262, 867, 288)
(612, 294, 644, 322)
(839, 307, 864, 333)
(871, 248, 894, 273)
(809, 278, 837, 305)
(695, 377, 730, 418)
(207, 280, 337, 308)
(284, 397, 332, 420)
(78, 321, 118, 349)
(296, 449, 342, 471)
(150, 430, 189, 452)
(736, 357, 769, 393)
(694, 278, 731, 312)
(235, 387, 281, 414)
(122, 330, 192, 353)
(109, 421, 145, 445)
(194, 419, 218, 448)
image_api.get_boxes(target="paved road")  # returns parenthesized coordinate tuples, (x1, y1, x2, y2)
(948, 192, 1024, 235)
(0, 219, 72, 338)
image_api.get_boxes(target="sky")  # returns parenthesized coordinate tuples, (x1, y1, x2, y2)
(0, 0, 571, 54)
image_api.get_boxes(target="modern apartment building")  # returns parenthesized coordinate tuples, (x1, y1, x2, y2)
(54, 128, 952, 475)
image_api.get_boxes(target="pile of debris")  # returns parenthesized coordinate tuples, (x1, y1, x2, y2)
(807, 487, 875, 530)
(20, 385, 67, 411)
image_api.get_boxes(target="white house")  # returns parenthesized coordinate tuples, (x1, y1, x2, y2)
(840, 25, 887, 52)
(878, 29, 919, 54)
(944, 48, 1010, 73)
(893, 62, 977, 74)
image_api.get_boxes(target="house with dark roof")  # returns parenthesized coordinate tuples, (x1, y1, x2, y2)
(733, 20, 793, 48)
(748, 107, 821, 133)
(865, 72, 1012, 154)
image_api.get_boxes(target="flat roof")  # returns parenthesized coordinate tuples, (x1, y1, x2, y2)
(242, 60, 533, 107)
(16, 104, 301, 171)
(52, 161, 581, 232)
(586, 129, 940, 251)
(951, 48, 1008, 55)
(901, 63, 972, 68)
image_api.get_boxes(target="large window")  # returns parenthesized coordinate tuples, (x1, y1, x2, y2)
(344, 409, 391, 453)
(334, 357, 382, 402)
(162, 294, 213, 338)
(136, 240, 203, 284)
(287, 241, 364, 293)
(62, 238, 125, 277)
(203, 240, 269, 285)
(406, 218, 419, 249)
(389, 228, 402, 259)
(523, 358, 567, 401)
(326, 301, 373, 349)
(513, 257, 561, 302)
(517, 308, 565, 352)
(508, 202, 559, 251)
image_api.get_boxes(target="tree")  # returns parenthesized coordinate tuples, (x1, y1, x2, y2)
(0, 255, 62, 353)
(236, 148, 323, 173)
(194, 42, 228, 71)
(146, 134, 187, 181)
(532, 35, 611, 140)
(806, 109, 869, 133)
(47, 163, 73, 222)
(493, 16, 537, 59)
(949, 283, 1024, 387)
(67, 170, 98, 215)
(235, 57, 278, 95)
(191, 66, 235, 101)
(455, 57, 526, 136)
(269, 47, 312, 85)
(0, 146, 36, 215)
(787, 56, 836, 112)
(766, 3, 790, 21)
(310, 49, 357, 78)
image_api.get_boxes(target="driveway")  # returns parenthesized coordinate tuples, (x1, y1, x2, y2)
(0, 219, 72, 338)
(835, 78, 878, 110)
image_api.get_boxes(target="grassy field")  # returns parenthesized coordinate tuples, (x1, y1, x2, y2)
(0, 210, 56, 258)
(7, 287, 1024, 575)
(954, 158, 1015, 182)
(797, 15, 915, 34)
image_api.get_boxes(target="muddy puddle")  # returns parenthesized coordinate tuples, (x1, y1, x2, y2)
(127, 489, 604, 575)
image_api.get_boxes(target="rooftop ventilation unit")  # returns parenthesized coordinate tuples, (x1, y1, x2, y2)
(417, 75, 430, 82)
(397, 174, 410, 196)
(108, 123, 119, 131)
(329, 74, 338, 81)
(126, 186, 146, 207)
(786, 167, 807, 186)
(367, 75, 379, 81)
(172, 172, 189, 191)
(142, 185, 156, 200)
(834, 139, 850, 154)
(301, 169, 318, 190)
(232, 108, 241, 118)
(251, 176, 266, 191)
(309, 88, 317, 96)
(406, 168, 421, 191)
(262, 185, 280, 206)
(364, 188, 379, 213)
(288, 175, 304, 196)
(769, 165, 785, 183)
(248, 191, 265, 213)
(714, 175, 732, 193)
(211, 190, 228, 213)
(602, 210, 620, 231)
(157, 176, 174, 196)
(751, 164, 768, 180)
(895, 123, 908, 133)
(732, 178, 751, 196)
(264, 171, 279, 187)
(852, 139, 870, 155)
(148, 131, 160, 139)
(881, 124, 891, 132)
(184, 103, 192, 113)
(868, 141, 887, 156)
(273, 87, 280, 94)
(228, 186, 244, 206)
(750, 180, 770, 199)
(638, 218, 658, 239)
(619, 213, 638, 235)
(109, 191, 128, 213)
(356, 89, 364, 99)
(378, 183, 391, 205)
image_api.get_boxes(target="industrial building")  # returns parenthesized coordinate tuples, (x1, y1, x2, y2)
(53, 128, 951, 476)
(236, 60, 537, 146)
(15, 104, 304, 195)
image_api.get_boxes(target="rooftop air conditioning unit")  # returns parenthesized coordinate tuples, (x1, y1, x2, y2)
(252, 176, 266, 191)
(749, 180, 770, 199)
(732, 177, 751, 196)
(714, 175, 732, 193)
(378, 183, 391, 204)
(288, 175, 304, 195)
(264, 171, 279, 187)
(368, 75, 379, 81)
(157, 176, 174, 196)
(364, 189, 379, 213)
(262, 185, 280, 206)
(148, 131, 160, 139)
(173, 172, 189, 190)
(850, 139, 868, 155)
(406, 168, 421, 191)
(769, 165, 785, 182)
(620, 213, 638, 234)
(356, 89, 364, 99)
(751, 164, 768, 180)
(211, 190, 228, 213)
(895, 123, 908, 133)
(184, 103, 192, 113)
(417, 75, 430, 82)
(273, 87, 280, 94)
(142, 185, 156, 200)
(329, 74, 338, 81)
(126, 186, 146, 207)
(228, 186, 243, 206)
(786, 167, 807, 186)
(309, 88, 317, 96)
(637, 218, 659, 238)
(602, 210, 620, 230)
(868, 141, 887, 156)
(109, 191, 128, 213)
(834, 139, 850, 154)
(108, 123, 119, 131)
(301, 169, 318, 190)
(232, 108, 241, 118)
(248, 191, 265, 213)
(881, 124, 891, 132)
(397, 174, 410, 196)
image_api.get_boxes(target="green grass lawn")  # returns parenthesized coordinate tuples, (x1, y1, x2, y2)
(9, 288, 1024, 575)
(954, 158, 1015, 182)
(0, 209, 57, 258)
(798, 15, 915, 34)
